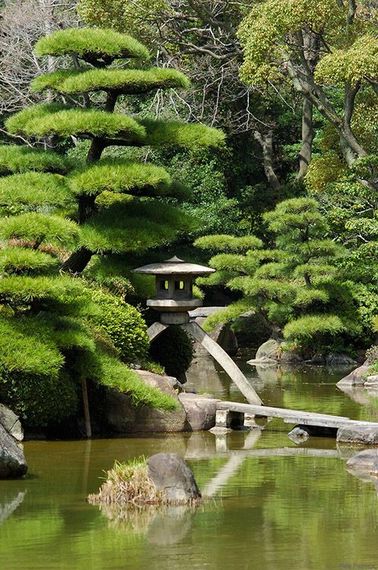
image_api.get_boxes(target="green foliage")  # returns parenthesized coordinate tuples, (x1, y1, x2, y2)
(0, 212, 79, 248)
(315, 36, 378, 86)
(7, 105, 146, 141)
(150, 326, 193, 378)
(0, 316, 64, 378)
(69, 160, 173, 197)
(0, 24, 225, 432)
(0, 172, 73, 213)
(94, 352, 177, 410)
(77, 0, 168, 40)
(195, 234, 263, 253)
(198, 197, 360, 353)
(0, 145, 70, 175)
(6, 103, 66, 134)
(283, 315, 346, 342)
(0, 248, 59, 276)
(0, 275, 91, 313)
(202, 299, 253, 332)
(88, 289, 149, 362)
(140, 118, 225, 148)
(305, 153, 347, 193)
(0, 369, 79, 428)
(238, 0, 345, 86)
(366, 344, 378, 364)
(34, 27, 150, 61)
(80, 201, 193, 253)
(32, 67, 190, 95)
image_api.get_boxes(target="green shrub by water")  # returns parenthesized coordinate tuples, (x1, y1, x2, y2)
(88, 289, 149, 363)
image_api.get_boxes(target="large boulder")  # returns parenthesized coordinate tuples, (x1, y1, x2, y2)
(325, 354, 357, 367)
(337, 425, 378, 445)
(255, 338, 281, 362)
(337, 360, 370, 388)
(178, 393, 218, 431)
(365, 375, 378, 388)
(147, 453, 201, 504)
(0, 423, 27, 479)
(105, 370, 188, 433)
(0, 404, 23, 442)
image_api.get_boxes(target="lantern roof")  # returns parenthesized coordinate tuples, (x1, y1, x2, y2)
(133, 255, 215, 276)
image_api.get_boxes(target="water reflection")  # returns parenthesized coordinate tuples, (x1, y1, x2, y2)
(93, 502, 196, 546)
(1, 363, 378, 569)
(0, 491, 26, 525)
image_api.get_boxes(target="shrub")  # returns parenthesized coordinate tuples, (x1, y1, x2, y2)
(88, 289, 149, 363)
(0, 369, 78, 428)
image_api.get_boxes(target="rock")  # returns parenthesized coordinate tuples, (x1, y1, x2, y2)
(306, 354, 326, 365)
(136, 369, 182, 393)
(280, 351, 303, 364)
(255, 339, 281, 362)
(365, 375, 378, 388)
(105, 370, 188, 434)
(288, 426, 310, 444)
(0, 404, 23, 442)
(0, 423, 27, 479)
(337, 425, 378, 445)
(209, 426, 232, 435)
(178, 393, 218, 431)
(336, 360, 370, 388)
(325, 353, 357, 366)
(346, 449, 378, 478)
(147, 453, 201, 504)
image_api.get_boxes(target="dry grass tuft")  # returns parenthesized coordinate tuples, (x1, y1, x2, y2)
(88, 458, 167, 507)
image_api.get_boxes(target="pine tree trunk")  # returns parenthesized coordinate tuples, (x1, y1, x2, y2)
(81, 377, 92, 439)
(297, 99, 314, 180)
(61, 247, 92, 274)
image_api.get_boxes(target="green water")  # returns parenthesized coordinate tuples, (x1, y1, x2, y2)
(1, 363, 378, 570)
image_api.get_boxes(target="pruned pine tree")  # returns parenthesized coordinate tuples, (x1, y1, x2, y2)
(196, 198, 360, 354)
(0, 27, 223, 433)
(0, 147, 176, 433)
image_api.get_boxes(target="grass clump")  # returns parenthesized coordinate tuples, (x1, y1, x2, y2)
(88, 458, 165, 507)
(34, 28, 150, 61)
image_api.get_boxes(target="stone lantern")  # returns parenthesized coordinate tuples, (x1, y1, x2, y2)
(133, 256, 261, 406)
(133, 256, 215, 324)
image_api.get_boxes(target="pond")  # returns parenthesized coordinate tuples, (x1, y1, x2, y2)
(1, 360, 378, 570)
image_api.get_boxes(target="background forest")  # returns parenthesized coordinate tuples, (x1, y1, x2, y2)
(0, 0, 377, 433)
